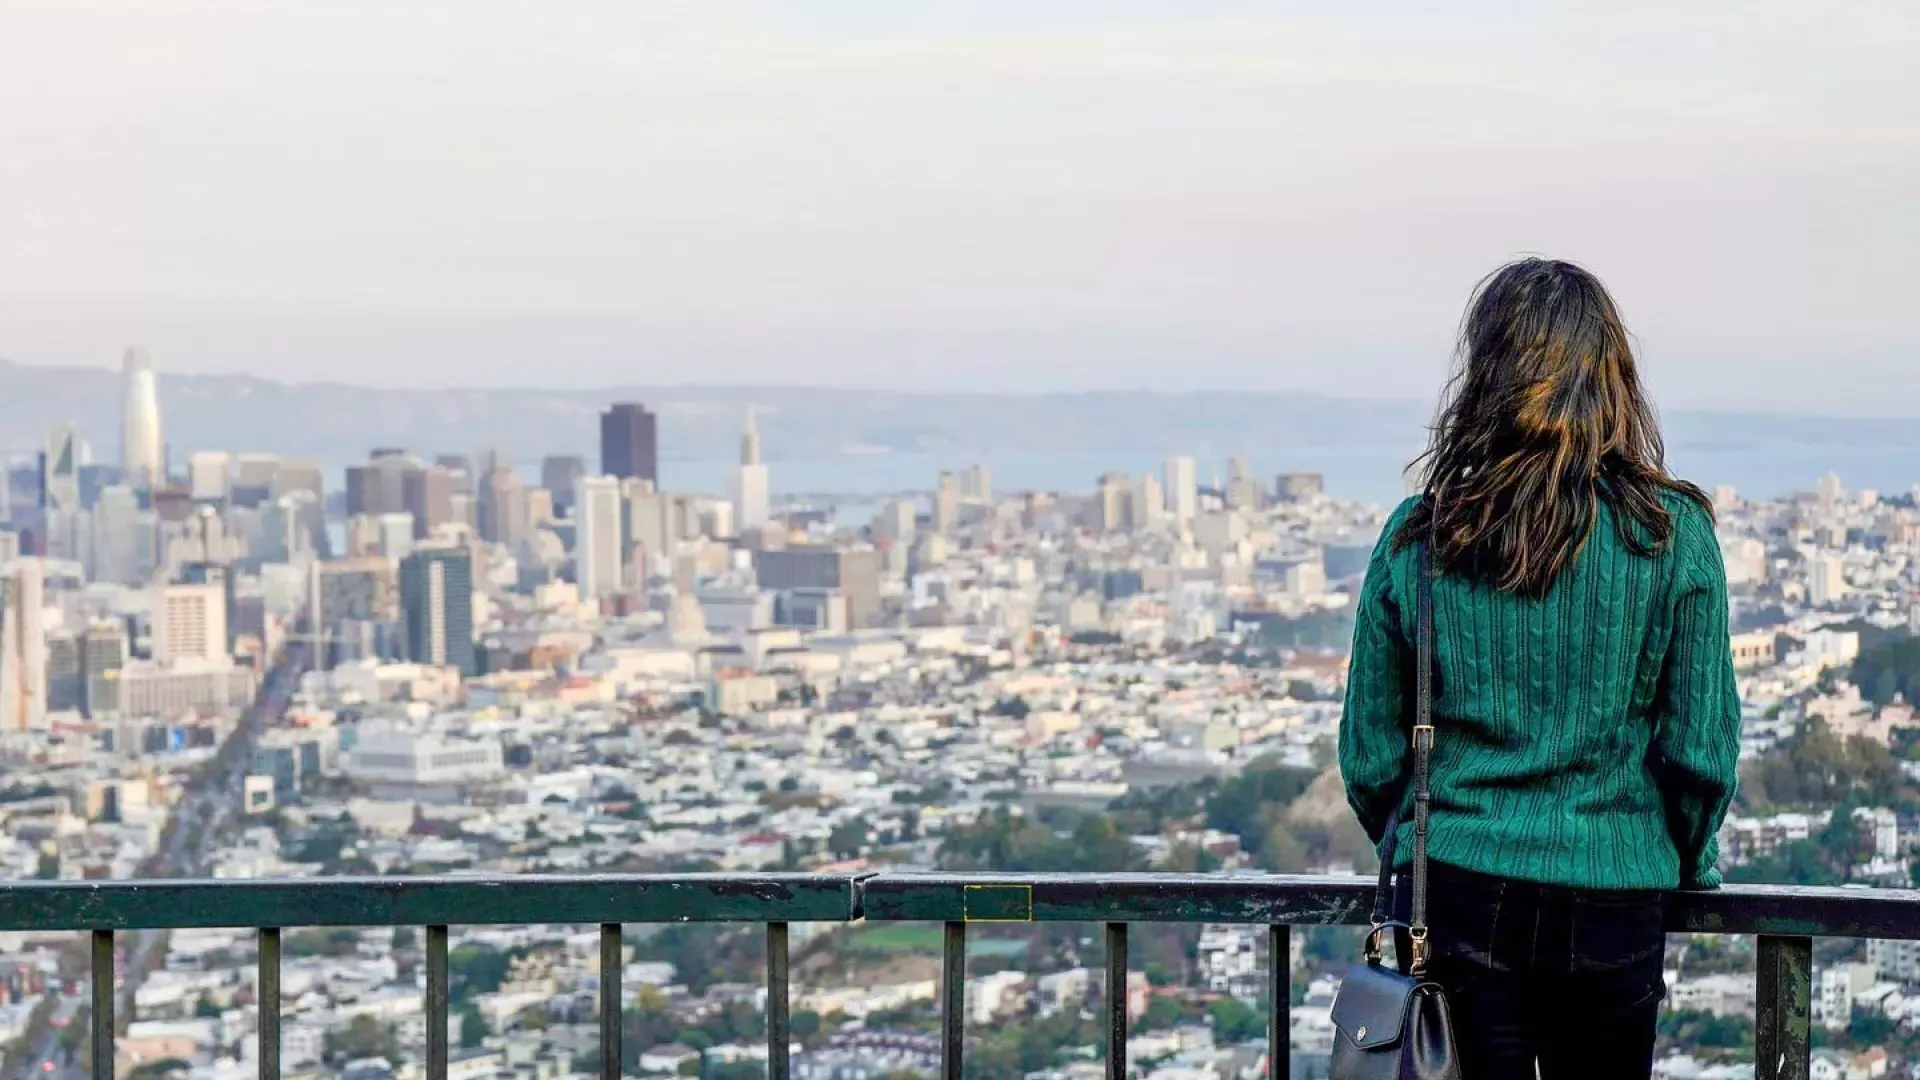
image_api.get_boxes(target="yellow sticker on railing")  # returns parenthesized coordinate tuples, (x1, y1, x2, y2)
(962, 884, 1033, 922)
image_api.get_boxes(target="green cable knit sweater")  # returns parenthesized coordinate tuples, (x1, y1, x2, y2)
(1339, 493, 1742, 890)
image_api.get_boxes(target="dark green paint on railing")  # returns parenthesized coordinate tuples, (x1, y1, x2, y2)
(0, 874, 857, 931)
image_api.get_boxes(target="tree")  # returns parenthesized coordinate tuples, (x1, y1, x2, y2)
(459, 1005, 487, 1048)
(1850, 632, 1920, 707)
(325, 1016, 398, 1063)
(1139, 995, 1183, 1031)
(1208, 997, 1265, 1043)
(448, 944, 514, 1003)
(790, 1010, 822, 1040)
(392, 927, 417, 951)
(1260, 824, 1310, 873)
(827, 818, 870, 860)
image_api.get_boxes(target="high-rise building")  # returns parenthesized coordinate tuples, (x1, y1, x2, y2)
(92, 485, 154, 586)
(728, 406, 771, 535)
(600, 403, 658, 484)
(575, 475, 624, 600)
(401, 547, 475, 675)
(623, 479, 672, 577)
(230, 453, 282, 508)
(873, 500, 916, 545)
(961, 465, 992, 504)
(80, 620, 126, 719)
(153, 582, 228, 664)
(933, 472, 959, 534)
(1226, 456, 1261, 510)
(541, 456, 586, 518)
(121, 347, 165, 490)
(401, 465, 455, 541)
(1096, 473, 1130, 533)
(1164, 457, 1198, 523)
(346, 449, 417, 518)
(376, 513, 416, 560)
(188, 451, 230, 502)
(1818, 472, 1844, 508)
(45, 631, 82, 714)
(477, 464, 528, 548)
(1133, 475, 1165, 528)
(526, 488, 555, 529)
(0, 560, 47, 730)
(434, 455, 475, 493)
(178, 562, 239, 654)
(41, 426, 79, 513)
(1810, 554, 1848, 607)
(1274, 471, 1325, 502)
(753, 546, 883, 630)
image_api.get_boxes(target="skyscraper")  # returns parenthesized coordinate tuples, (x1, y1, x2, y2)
(477, 462, 528, 548)
(178, 563, 239, 654)
(40, 426, 79, 512)
(1134, 474, 1165, 528)
(1095, 473, 1129, 533)
(600, 403, 658, 484)
(121, 347, 165, 490)
(1164, 457, 1198, 523)
(575, 475, 624, 600)
(541, 455, 586, 518)
(0, 560, 47, 731)
(961, 464, 992, 504)
(39, 426, 83, 561)
(933, 471, 959, 534)
(401, 547, 475, 675)
(92, 485, 152, 586)
(753, 546, 883, 630)
(400, 465, 455, 541)
(153, 582, 228, 664)
(1226, 456, 1261, 510)
(728, 406, 771, 534)
(189, 451, 230, 502)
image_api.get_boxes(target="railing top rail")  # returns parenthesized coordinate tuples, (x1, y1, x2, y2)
(4, 872, 1919, 939)
(0, 873, 858, 931)
(861, 873, 1920, 940)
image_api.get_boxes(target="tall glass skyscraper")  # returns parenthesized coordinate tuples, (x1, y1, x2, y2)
(400, 547, 475, 676)
(120, 347, 164, 490)
(599, 403, 658, 484)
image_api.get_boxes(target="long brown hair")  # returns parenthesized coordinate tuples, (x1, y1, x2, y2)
(1395, 258, 1710, 596)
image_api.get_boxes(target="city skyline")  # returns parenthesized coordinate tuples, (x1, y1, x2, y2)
(1, 4, 1916, 410)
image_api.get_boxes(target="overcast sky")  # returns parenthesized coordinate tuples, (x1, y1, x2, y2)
(1, 1, 1915, 411)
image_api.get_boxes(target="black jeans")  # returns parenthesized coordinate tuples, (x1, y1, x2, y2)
(1393, 861, 1667, 1080)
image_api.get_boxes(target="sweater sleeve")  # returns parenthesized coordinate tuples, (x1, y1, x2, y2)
(1340, 518, 1412, 846)
(1651, 508, 1743, 890)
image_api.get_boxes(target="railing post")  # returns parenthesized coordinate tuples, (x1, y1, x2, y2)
(600, 923, 622, 1080)
(426, 926, 449, 1080)
(1106, 922, 1128, 1080)
(90, 930, 114, 1080)
(258, 928, 280, 1080)
(942, 922, 966, 1080)
(1756, 934, 1811, 1080)
(1268, 925, 1289, 1080)
(766, 923, 790, 1080)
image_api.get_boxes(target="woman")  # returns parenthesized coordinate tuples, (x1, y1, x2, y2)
(1339, 258, 1741, 1079)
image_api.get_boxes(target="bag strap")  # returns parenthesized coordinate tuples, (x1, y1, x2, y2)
(1364, 525, 1436, 973)
(1409, 529, 1435, 970)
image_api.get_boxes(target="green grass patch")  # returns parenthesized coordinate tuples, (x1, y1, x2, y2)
(844, 924, 943, 955)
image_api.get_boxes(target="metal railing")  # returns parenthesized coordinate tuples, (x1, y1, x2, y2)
(5, 873, 1906, 1080)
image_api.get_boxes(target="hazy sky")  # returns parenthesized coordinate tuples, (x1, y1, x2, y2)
(1, 1, 1915, 410)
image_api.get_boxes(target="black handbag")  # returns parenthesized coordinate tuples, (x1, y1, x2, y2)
(1328, 538, 1461, 1080)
